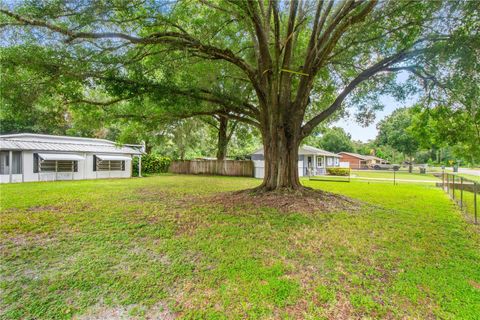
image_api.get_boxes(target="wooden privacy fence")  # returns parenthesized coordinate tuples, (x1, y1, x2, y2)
(169, 160, 254, 177)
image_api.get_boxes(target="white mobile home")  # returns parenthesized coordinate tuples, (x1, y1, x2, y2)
(0, 133, 143, 183)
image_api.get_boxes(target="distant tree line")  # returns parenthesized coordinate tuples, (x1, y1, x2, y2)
(308, 105, 479, 167)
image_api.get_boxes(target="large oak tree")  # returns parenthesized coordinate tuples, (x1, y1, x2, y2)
(0, 0, 470, 190)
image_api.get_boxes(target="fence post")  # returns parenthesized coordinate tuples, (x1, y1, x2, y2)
(447, 173, 449, 194)
(475, 182, 478, 225)
(442, 172, 445, 190)
(452, 175, 455, 200)
(460, 177, 463, 210)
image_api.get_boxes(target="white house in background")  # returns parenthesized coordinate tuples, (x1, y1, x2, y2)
(251, 145, 341, 178)
(0, 133, 143, 183)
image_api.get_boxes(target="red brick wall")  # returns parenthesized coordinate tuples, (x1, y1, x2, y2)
(339, 154, 364, 169)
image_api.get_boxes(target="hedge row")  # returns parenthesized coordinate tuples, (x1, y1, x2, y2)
(326, 167, 350, 176)
(133, 154, 171, 176)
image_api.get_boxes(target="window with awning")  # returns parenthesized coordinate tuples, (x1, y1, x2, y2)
(35, 153, 84, 173)
(93, 155, 129, 172)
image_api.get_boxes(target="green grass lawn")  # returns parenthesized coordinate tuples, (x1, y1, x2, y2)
(448, 180, 479, 224)
(457, 188, 479, 224)
(351, 170, 439, 183)
(1, 175, 479, 319)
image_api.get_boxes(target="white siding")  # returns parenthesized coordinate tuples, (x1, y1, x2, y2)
(0, 174, 23, 183)
(253, 160, 304, 178)
(0, 151, 133, 183)
(339, 162, 350, 168)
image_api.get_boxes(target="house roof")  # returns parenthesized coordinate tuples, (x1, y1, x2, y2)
(299, 145, 341, 157)
(0, 133, 143, 155)
(364, 155, 386, 161)
(338, 152, 368, 160)
(252, 145, 340, 157)
(338, 152, 385, 161)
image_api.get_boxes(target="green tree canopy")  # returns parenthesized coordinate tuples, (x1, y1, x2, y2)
(376, 107, 419, 159)
(0, 0, 474, 190)
(318, 127, 354, 154)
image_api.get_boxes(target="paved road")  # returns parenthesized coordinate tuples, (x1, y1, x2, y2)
(458, 168, 480, 176)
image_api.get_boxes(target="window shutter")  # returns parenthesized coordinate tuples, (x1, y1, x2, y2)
(33, 153, 39, 173)
(93, 155, 97, 171)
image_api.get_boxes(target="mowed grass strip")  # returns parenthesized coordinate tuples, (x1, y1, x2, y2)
(350, 170, 440, 183)
(0, 175, 479, 319)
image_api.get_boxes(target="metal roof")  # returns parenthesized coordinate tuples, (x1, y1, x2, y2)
(0, 133, 143, 155)
(0, 133, 116, 144)
(252, 145, 340, 157)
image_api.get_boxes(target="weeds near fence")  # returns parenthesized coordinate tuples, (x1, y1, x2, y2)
(441, 173, 478, 225)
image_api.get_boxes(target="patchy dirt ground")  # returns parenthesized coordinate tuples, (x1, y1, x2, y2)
(74, 301, 176, 320)
(208, 188, 362, 214)
(133, 186, 361, 215)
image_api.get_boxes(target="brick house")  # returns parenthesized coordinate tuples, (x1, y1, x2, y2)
(338, 152, 387, 169)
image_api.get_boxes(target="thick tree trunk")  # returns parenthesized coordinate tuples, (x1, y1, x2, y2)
(144, 140, 152, 154)
(258, 124, 303, 191)
(216, 117, 228, 160)
(261, 134, 302, 190)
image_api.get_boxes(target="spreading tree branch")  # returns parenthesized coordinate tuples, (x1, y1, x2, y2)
(300, 49, 419, 138)
(0, 8, 258, 88)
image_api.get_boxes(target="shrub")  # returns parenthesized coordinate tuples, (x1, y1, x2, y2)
(326, 167, 350, 176)
(133, 154, 171, 176)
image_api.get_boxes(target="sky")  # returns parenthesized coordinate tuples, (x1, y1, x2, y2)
(334, 96, 408, 142)
(334, 72, 419, 142)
